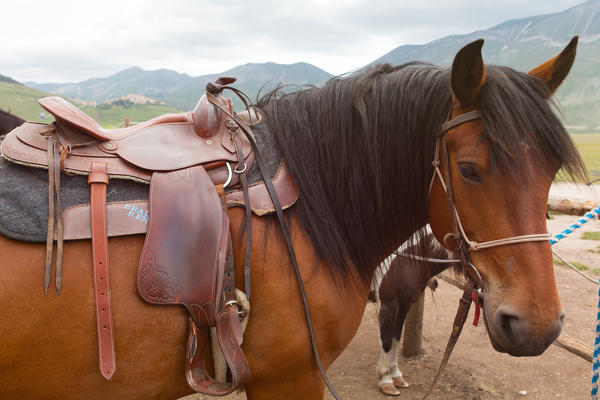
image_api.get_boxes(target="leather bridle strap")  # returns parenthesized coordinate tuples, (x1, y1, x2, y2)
(423, 280, 475, 399)
(440, 110, 480, 132)
(88, 162, 116, 380)
(207, 93, 343, 400)
(425, 109, 551, 397)
(229, 124, 253, 300)
(432, 111, 551, 253)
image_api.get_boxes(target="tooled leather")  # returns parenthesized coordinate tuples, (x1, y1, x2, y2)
(137, 165, 226, 326)
(138, 252, 182, 302)
(88, 163, 116, 380)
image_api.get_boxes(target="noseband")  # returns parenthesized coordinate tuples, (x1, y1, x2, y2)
(430, 110, 551, 287)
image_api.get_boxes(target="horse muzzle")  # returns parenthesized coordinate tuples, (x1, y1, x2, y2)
(485, 303, 563, 356)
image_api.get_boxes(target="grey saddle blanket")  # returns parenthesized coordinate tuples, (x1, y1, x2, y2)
(0, 120, 282, 243)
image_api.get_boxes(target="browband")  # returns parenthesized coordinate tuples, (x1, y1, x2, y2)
(440, 110, 480, 133)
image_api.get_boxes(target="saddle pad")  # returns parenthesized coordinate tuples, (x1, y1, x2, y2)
(0, 121, 286, 243)
(0, 153, 148, 242)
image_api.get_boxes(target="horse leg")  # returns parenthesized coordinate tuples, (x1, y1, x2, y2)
(390, 306, 410, 389)
(376, 296, 410, 396)
(376, 296, 401, 396)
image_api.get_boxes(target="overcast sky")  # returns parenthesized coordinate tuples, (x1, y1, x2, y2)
(1, 0, 586, 83)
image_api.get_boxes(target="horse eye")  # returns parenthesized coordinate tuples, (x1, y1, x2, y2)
(458, 163, 481, 182)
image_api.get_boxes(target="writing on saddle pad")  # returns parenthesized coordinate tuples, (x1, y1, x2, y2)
(124, 203, 149, 224)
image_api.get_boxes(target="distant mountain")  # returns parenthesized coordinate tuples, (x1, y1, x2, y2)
(28, 62, 333, 111)
(0, 74, 19, 84)
(371, 0, 600, 130)
(18, 0, 600, 130)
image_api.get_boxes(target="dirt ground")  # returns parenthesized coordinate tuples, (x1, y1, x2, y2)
(187, 213, 600, 400)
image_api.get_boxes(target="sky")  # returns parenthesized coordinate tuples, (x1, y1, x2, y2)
(0, 0, 587, 83)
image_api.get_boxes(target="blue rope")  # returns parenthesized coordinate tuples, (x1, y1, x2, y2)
(551, 206, 600, 245)
(592, 279, 600, 400)
(546, 205, 600, 399)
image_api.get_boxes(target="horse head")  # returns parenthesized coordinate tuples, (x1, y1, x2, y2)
(429, 37, 582, 356)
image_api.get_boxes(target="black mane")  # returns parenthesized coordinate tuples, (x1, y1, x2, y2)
(257, 63, 585, 281)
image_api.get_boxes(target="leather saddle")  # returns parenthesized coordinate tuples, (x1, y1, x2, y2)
(0, 77, 297, 395)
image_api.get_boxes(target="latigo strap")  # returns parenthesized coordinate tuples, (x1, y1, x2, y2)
(88, 162, 116, 380)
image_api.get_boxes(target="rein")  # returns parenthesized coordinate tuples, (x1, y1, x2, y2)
(206, 88, 343, 400)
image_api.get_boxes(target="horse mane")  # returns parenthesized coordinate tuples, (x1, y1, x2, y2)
(0, 108, 24, 135)
(257, 62, 586, 282)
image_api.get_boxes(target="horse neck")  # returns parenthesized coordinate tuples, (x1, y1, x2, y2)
(262, 68, 450, 279)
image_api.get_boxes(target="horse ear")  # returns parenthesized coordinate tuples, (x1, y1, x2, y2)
(451, 39, 486, 108)
(529, 36, 578, 94)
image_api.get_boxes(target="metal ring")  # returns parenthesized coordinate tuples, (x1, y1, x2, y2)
(467, 262, 484, 287)
(223, 162, 233, 188)
(233, 162, 247, 174)
(224, 300, 240, 308)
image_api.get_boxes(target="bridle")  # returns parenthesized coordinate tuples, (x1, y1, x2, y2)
(430, 109, 551, 287)
(423, 109, 552, 399)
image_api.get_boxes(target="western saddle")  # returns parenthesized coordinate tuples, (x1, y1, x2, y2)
(0, 77, 297, 395)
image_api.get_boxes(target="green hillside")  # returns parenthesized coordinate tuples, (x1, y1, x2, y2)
(0, 81, 56, 122)
(77, 102, 182, 128)
(0, 81, 181, 128)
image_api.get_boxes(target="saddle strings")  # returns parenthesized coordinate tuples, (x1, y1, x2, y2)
(42, 127, 64, 295)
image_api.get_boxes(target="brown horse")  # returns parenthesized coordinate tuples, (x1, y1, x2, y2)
(0, 38, 585, 399)
(0, 108, 24, 134)
(373, 227, 457, 396)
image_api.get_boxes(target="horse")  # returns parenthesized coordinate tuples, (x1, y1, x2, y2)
(0, 37, 586, 399)
(373, 228, 457, 396)
(0, 108, 24, 135)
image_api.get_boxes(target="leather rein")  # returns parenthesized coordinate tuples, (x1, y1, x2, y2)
(423, 110, 551, 398)
(205, 86, 344, 400)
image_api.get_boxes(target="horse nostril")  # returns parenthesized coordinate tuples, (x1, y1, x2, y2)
(498, 310, 521, 343)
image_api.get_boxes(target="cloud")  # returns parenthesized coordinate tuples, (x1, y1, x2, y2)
(0, 0, 585, 82)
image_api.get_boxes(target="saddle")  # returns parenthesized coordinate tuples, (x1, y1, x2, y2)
(0, 77, 297, 395)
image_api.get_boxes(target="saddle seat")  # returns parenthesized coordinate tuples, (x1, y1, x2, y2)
(39, 96, 192, 141)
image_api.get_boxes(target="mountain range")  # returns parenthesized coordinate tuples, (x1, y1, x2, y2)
(13, 0, 600, 130)
(29, 62, 333, 112)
